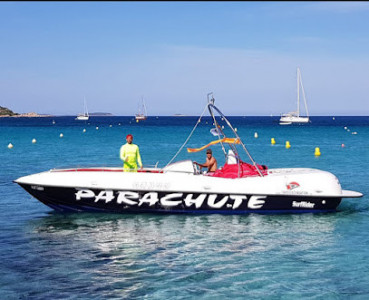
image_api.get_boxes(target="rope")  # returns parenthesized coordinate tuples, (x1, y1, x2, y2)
(165, 104, 208, 167)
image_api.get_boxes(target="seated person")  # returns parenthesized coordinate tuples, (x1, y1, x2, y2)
(194, 148, 217, 174)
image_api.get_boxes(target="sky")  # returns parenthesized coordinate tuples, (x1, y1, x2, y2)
(1, 1, 369, 116)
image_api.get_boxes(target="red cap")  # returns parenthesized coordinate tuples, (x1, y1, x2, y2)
(126, 134, 133, 139)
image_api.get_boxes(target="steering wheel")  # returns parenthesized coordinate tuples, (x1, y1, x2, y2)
(193, 162, 200, 174)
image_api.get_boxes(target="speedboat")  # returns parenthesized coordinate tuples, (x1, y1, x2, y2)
(14, 94, 363, 214)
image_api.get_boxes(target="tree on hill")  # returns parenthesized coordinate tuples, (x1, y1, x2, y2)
(0, 106, 18, 116)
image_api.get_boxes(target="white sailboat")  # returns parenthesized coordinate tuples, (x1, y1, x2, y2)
(135, 97, 147, 121)
(279, 67, 310, 125)
(76, 97, 89, 121)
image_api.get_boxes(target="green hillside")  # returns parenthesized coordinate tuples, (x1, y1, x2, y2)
(0, 106, 18, 116)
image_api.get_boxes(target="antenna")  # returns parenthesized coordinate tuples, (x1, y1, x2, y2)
(207, 92, 214, 104)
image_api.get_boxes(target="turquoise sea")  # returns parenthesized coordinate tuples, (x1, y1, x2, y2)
(1, 115, 369, 299)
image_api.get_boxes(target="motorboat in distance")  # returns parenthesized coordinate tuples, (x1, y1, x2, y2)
(15, 94, 362, 214)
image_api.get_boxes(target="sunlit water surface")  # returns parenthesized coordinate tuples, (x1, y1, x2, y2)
(1, 116, 369, 298)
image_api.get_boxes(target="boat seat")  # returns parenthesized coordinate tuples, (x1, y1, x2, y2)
(212, 162, 268, 178)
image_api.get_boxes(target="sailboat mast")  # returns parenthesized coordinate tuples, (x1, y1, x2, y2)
(143, 99, 147, 116)
(297, 67, 300, 117)
(299, 72, 309, 118)
(84, 96, 88, 116)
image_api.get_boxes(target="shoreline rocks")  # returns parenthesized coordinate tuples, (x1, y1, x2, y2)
(0, 106, 52, 117)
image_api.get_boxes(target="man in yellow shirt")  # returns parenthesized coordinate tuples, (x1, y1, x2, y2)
(120, 134, 143, 172)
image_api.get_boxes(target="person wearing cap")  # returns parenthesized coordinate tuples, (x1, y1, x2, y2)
(194, 148, 217, 174)
(120, 134, 143, 172)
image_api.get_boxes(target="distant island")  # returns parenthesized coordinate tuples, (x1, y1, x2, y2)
(89, 112, 114, 116)
(0, 106, 17, 116)
(0, 106, 52, 117)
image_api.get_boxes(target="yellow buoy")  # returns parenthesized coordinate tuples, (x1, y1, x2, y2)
(7, 143, 13, 149)
(315, 147, 321, 156)
(136, 119, 139, 123)
(254, 132, 258, 138)
(32, 138, 37, 144)
(60, 133, 64, 138)
(271, 138, 276, 145)
(285, 141, 291, 149)
(83, 129, 86, 133)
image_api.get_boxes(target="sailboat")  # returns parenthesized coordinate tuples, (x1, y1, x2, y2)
(279, 68, 310, 125)
(135, 97, 147, 121)
(76, 97, 89, 121)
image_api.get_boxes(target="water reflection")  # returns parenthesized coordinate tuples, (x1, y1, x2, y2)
(20, 212, 342, 298)
(29, 213, 338, 256)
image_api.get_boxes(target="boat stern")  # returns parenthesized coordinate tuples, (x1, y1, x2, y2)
(268, 168, 362, 199)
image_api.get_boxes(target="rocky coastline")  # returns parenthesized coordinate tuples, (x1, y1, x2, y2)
(0, 106, 52, 117)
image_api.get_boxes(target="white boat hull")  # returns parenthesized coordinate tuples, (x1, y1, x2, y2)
(279, 116, 309, 124)
(14, 166, 362, 214)
(76, 115, 89, 121)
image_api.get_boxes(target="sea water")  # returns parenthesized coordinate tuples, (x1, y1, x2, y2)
(1, 116, 369, 299)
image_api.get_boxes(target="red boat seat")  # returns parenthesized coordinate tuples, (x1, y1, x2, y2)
(212, 162, 268, 178)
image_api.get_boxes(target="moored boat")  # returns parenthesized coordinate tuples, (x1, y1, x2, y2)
(135, 97, 147, 121)
(280, 67, 310, 125)
(76, 97, 89, 121)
